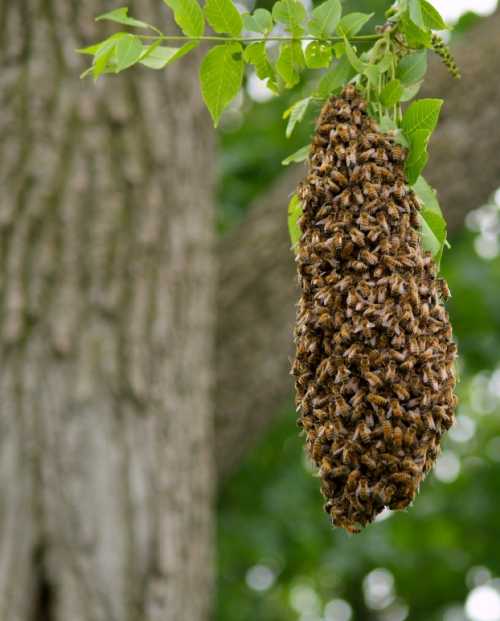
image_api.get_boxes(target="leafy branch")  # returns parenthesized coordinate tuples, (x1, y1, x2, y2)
(79, 0, 460, 269)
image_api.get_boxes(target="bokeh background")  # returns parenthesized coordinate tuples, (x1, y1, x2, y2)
(216, 2, 500, 620)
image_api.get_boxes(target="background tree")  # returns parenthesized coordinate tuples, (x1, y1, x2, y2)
(0, 2, 215, 620)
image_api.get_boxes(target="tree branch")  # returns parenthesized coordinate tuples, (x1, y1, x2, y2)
(215, 11, 500, 478)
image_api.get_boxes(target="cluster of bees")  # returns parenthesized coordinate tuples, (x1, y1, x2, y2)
(292, 86, 458, 533)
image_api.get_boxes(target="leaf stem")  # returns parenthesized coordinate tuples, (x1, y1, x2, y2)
(136, 34, 383, 43)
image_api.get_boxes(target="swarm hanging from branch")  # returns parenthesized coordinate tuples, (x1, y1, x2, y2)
(292, 87, 458, 533)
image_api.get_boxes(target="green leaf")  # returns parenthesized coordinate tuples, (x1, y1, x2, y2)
(421, 0, 448, 30)
(91, 38, 119, 79)
(376, 52, 393, 73)
(77, 33, 128, 56)
(276, 42, 305, 88)
(204, 0, 242, 36)
(337, 12, 373, 37)
(408, 0, 425, 29)
(413, 175, 448, 265)
(115, 34, 143, 72)
(364, 64, 381, 87)
(401, 98, 443, 136)
(401, 12, 432, 47)
(272, 0, 306, 35)
(163, 0, 204, 37)
(200, 43, 243, 127)
(305, 41, 332, 68)
(406, 128, 430, 184)
(316, 56, 355, 98)
(380, 79, 404, 107)
(400, 80, 423, 102)
(396, 50, 427, 85)
(343, 38, 379, 86)
(243, 42, 275, 81)
(139, 42, 198, 68)
(308, 0, 341, 37)
(95, 7, 152, 29)
(343, 38, 364, 73)
(243, 8, 273, 34)
(283, 97, 312, 138)
(282, 145, 309, 166)
(288, 194, 303, 248)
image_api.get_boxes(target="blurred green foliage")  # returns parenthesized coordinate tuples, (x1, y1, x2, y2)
(217, 231, 500, 621)
(216, 4, 500, 620)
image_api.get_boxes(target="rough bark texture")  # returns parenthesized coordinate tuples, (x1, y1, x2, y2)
(0, 2, 215, 621)
(216, 11, 500, 478)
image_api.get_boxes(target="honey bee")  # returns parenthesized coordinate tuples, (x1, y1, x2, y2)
(375, 148, 388, 166)
(346, 146, 358, 168)
(382, 419, 393, 444)
(389, 399, 403, 419)
(380, 453, 399, 469)
(408, 277, 420, 306)
(339, 190, 351, 208)
(367, 393, 387, 408)
(437, 278, 451, 299)
(384, 255, 403, 269)
(349, 165, 362, 183)
(390, 471, 413, 485)
(376, 212, 390, 234)
(392, 181, 407, 200)
(346, 469, 361, 492)
(377, 286, 388, 304)
(335, 396, 350, 417)
(401, 356, 416, 371)
(311, 438, 326, 461)
(385, 362, 397, 383)
(393, 426, 403, 449)
(335, 365, 350, 384)
(360, 148, 376, 163)
(402, 304, 415, 323)
(358, 250, 377, 267)
(391, 144, 406, 162)
(423, 413, 436, 431)
(404, 428, 417, 448)
(337, 323, 350, 343)
(351, 388, 367, 408)
(365, 371, 382, 388)
(335, 275, 353, 291)
(356, 478, 370, 502)
(332, 465, 350, 479)
(349, 228, 365, 246)
(320, 456, 334, 475)
(338, 104, 352, 121)
(331, 170, 348, 187)
(393, 383, 410, 400)
(341, 240, 354, 259)
(352, 186, 364, 205)
(387, 201, 400, 219)
(352, 260, 368, 272)
(352, 109, 362, 126)
(335, 144, 347, 160)
(360, 453, 377, 470)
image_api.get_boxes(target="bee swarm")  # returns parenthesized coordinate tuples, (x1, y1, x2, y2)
(292, 87, 457, 533)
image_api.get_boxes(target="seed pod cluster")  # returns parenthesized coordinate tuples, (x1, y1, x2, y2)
(431, 33, 461, 79)
(292, 86, 458, 533)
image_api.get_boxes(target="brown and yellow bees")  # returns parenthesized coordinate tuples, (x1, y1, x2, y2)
(292, 86, 457, 534)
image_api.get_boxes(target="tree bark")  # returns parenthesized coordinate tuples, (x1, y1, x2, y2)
(0, 2, 215, 621)
(215, 11, 500, 477)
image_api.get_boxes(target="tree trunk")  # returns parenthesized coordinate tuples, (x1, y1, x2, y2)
(0, 2, 215, 621)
